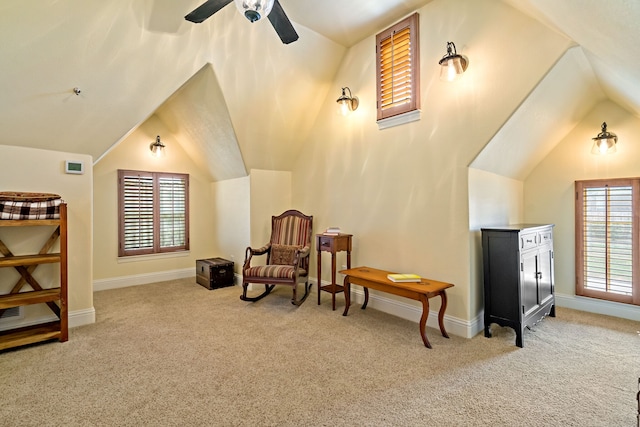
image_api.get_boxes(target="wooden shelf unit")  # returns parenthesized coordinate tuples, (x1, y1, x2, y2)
(0, 203, 68, 351)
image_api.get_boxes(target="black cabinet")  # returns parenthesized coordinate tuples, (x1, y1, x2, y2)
(481, 224, 555, 347)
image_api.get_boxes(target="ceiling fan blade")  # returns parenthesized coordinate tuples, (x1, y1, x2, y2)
(267, 0, 299, 44)
(185, 0, 233, 23)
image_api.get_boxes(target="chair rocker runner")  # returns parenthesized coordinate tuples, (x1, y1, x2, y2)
(241, 210, 313, 306)
(241, 210, 313, 305)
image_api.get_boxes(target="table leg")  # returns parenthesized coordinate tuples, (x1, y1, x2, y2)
(331, 252, 337, 311)
(418, 294, 432, 349)
(342, 276, 351, 316)
(317, 249, 322, 305)
(438, 291, 450, 339)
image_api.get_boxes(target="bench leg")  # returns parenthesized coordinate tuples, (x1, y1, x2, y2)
(438, 291, 450, 339)
(361, 287, 369, 310)
(418, 294, 432, 349)
(342, 276, 351, 316)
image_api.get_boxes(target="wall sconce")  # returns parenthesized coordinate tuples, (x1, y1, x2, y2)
(438, 42, 469, 82)
(591, 122, 617, 155)
(150, 135, 166, 157)
(336, 87, 359, 116)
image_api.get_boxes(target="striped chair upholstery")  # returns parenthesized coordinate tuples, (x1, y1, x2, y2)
(241, 210, 313, 306)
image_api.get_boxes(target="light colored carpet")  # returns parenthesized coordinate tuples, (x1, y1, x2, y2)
(1, 278, 639, 426)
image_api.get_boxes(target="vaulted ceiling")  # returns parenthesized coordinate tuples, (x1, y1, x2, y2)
(502, 0, 640, 119)
(472, 0, 640, 179)
(1, 0, 639, 181)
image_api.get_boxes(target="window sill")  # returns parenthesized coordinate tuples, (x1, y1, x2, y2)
(118, 250, 190, 263)
(377, 109, 421, 130)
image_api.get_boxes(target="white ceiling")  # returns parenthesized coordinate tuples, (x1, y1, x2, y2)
(282, 0, 433, 47)
(500, 0, 640, 119)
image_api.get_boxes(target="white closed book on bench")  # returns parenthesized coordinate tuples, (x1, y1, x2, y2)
(387, 273, 421, 283)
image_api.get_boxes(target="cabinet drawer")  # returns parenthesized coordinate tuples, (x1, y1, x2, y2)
(538, 230, 553, 245)
(520, 232, 537, 250)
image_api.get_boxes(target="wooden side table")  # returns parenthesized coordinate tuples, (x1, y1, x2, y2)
(316, 233, 352, 310)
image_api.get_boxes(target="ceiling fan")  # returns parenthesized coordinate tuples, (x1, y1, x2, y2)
(185, 0, 299, 44)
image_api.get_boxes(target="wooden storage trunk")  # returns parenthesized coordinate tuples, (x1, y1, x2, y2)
(196, 258, 234, 290)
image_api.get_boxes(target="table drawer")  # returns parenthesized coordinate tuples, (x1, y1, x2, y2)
(317, 234, 352, 253)
(317, 235, 336, 252)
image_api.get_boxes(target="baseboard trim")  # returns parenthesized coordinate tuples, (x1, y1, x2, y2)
(0, 307, 96, 331)
(555, 292, 640, 321)
(69, 307, 96, 328)
(93, 268, 195, 292)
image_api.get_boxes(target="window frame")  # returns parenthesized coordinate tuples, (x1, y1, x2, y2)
(575, 178, 640, 305)
(375, 12, 420, 122)
(118, 169, 190, 257)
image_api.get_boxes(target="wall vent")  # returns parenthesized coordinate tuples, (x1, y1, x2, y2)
(0, 306, 23, 322)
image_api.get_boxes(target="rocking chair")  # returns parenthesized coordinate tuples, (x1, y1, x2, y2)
(240, 210, 313, 306)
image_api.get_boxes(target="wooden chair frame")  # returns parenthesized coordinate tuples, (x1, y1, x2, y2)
(241, 210, 313, 306)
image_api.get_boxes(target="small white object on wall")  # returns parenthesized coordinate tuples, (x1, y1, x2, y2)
(65, 160, 84, 174)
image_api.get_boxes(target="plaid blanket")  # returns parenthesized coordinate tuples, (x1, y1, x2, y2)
(0, 198, 61, 220)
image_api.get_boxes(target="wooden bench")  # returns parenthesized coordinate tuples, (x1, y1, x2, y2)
(339, 266, 454, 348)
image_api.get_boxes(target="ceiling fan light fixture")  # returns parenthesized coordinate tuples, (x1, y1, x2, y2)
(185, 0, 298, 44)
(234, 0, 275, 22)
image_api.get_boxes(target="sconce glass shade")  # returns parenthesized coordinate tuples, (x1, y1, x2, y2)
(150, 135, 166, 158)
(336, 87, 359, 116)
(234, 0, 274, 22)
(591, 122, 617, 155)
(438, 42, 468, 82)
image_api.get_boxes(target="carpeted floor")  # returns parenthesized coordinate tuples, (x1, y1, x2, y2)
(1, 278, 639, 426)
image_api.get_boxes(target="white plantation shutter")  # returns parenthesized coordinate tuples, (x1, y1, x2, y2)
(119, 170, 189, 256)
(122, 173, 154, 252)
(379, 27, 412, 110)
(159, 175, 187, 248)
(576, 179, 639, 305)
(376, 13, 420, 121)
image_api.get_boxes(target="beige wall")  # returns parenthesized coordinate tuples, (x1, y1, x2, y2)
(525, 100, 640, 309)
(468, 168, 523, 317)
(212, 176, 250, 273)
(292, 0, 569, 322)
(93, 115, 217, 282)
(249, 169, 292, 251)
(0, 145, 93, 328)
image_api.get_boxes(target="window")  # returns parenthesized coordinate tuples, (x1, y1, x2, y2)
(575, 178, 640, 305)
(376, 12, 420, 122)
(118, 169, 189, 257)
